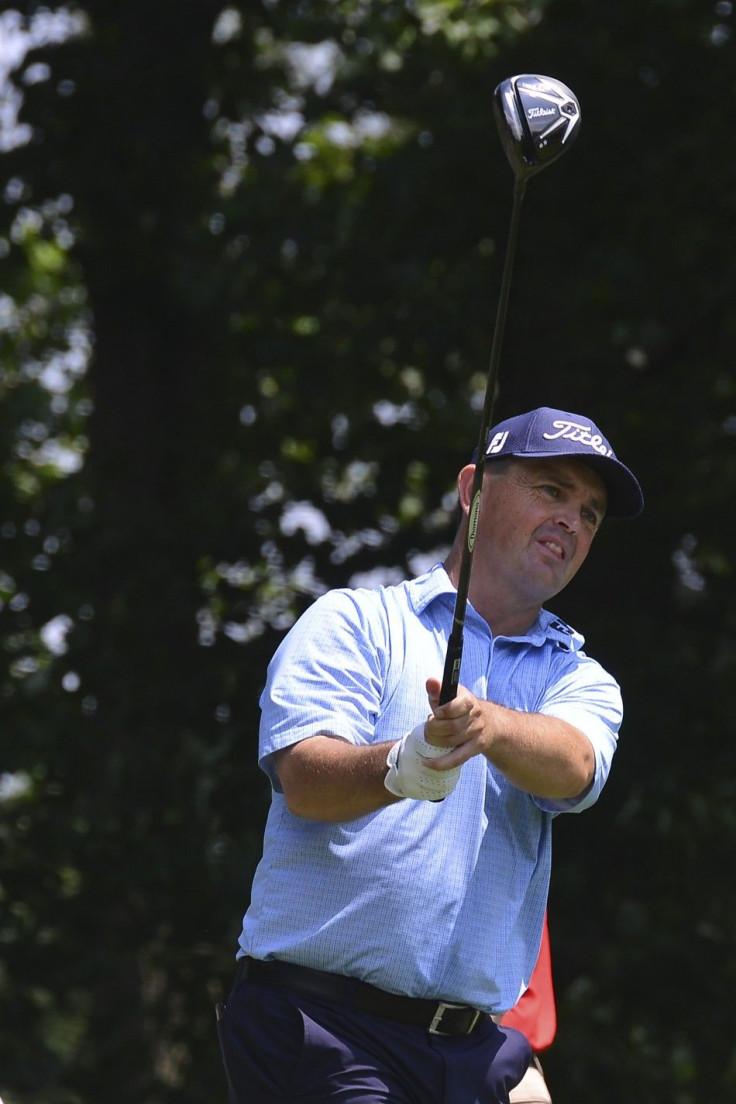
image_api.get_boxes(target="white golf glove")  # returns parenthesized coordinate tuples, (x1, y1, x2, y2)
(384, 723, 461, 801)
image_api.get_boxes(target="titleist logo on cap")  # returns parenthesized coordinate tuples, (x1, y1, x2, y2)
(543, 419, 613, 457)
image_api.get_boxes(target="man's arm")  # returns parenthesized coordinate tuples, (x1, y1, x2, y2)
(272, 671, 595, 821)
(272, 735, 402, 822)
(424, 677, 595, 800)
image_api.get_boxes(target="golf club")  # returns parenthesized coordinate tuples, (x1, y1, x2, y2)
(439, 74, 581, 704)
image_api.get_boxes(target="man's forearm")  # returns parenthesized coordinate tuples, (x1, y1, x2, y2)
(424, 678, 596, 800)
(272, 735, 402, 822)
(482, 704, 595, 798)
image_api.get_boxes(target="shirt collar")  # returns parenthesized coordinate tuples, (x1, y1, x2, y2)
(407, 563, 585, 652)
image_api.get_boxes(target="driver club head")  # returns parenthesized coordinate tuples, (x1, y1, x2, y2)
(493, 74, 581, 182)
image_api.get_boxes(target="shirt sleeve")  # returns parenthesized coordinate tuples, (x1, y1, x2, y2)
(533, 651, 622, 814)
(257, 590, 387, 790)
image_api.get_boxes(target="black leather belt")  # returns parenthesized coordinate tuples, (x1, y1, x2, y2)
(236, 957, 485, 1037)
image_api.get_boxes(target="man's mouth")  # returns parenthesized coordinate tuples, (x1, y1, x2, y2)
(539, 538, 565, 560)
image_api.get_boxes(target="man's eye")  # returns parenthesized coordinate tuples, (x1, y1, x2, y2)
(542, 484, 560, 497)
(582, 509, 599, 527)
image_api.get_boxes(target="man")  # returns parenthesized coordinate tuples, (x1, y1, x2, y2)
(217, 407, 643, 1104)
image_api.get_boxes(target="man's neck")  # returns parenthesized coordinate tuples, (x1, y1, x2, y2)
(441, 556, 542, 638)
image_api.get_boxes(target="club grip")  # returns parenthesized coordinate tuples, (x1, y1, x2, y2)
(439, 626, 464, 704)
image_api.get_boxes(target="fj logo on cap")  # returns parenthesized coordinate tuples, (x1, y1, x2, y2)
(487, 431, 509, 454)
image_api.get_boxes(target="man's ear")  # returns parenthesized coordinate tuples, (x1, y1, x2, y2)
(456, 464, 477, 514)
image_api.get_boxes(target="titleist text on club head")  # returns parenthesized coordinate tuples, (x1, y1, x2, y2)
(493, 74, 581, 180)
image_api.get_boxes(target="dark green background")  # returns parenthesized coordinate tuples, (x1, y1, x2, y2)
(1, 1, 734, 1100)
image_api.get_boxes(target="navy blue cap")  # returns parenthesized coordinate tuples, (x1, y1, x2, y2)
(484, 407, 644, 519)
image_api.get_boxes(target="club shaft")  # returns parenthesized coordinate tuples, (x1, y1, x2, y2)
(439, 178, 527, 704)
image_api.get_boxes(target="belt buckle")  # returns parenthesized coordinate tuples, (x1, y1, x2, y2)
(428, 1001, 480, 1036)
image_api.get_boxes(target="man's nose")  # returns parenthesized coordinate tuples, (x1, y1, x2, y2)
(554, 507, 578, 533)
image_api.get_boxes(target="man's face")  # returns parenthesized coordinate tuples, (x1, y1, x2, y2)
(466, 456, 607, 611)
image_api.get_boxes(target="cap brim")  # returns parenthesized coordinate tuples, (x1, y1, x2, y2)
(483, 448, 644, 519)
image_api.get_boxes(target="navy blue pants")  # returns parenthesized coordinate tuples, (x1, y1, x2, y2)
(216, 977, 531, 1104)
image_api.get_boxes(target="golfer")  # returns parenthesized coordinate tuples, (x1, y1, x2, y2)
(217, 406, 643, 1104)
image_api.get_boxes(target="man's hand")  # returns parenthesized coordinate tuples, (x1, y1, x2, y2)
(384, 723, 462, 801)
(425, 677, 488, 760)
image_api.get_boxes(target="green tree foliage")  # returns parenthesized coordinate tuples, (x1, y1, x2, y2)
(0, 0, 735, 1100)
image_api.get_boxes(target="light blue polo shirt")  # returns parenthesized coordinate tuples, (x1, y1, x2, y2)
(239, 564, 622, 1013)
